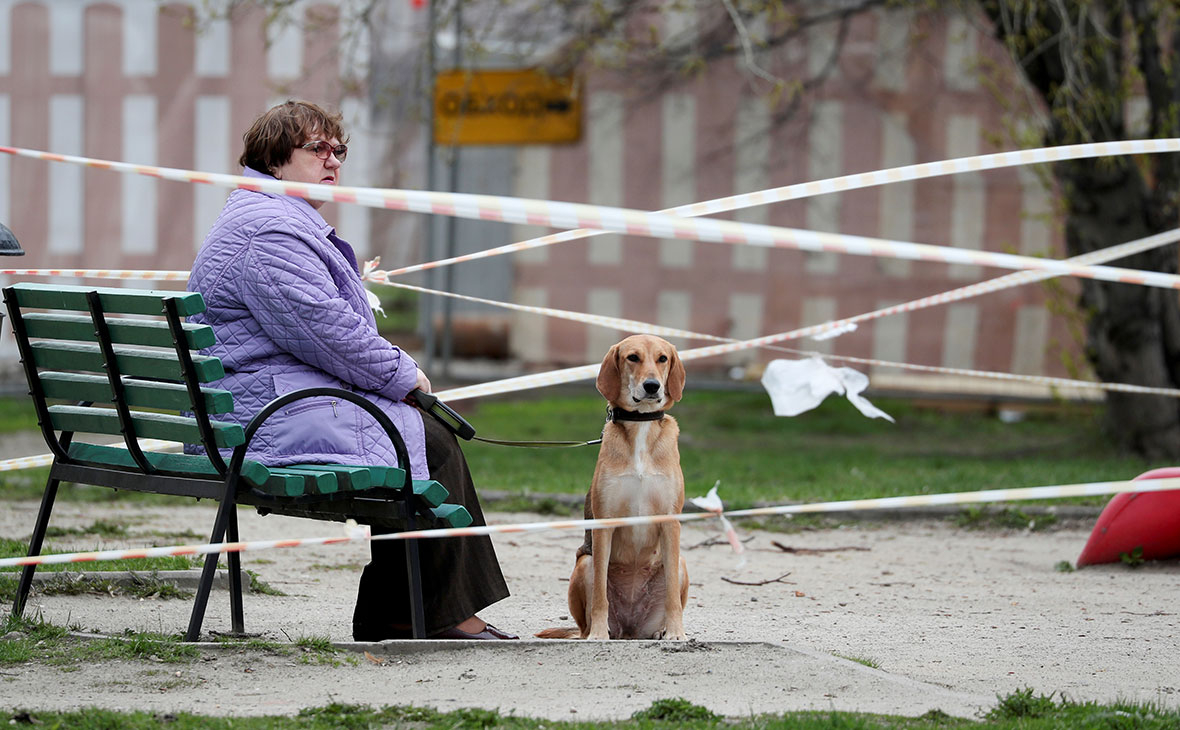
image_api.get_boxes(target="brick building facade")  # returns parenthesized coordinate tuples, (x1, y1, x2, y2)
(0, 1, 1083, 391)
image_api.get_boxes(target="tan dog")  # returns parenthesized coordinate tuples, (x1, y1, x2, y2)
(538, 335, 689, 640)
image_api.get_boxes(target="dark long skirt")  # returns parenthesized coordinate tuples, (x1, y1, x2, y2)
(352, 414, 510, 639)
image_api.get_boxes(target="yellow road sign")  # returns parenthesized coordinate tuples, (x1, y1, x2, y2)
(434, 69, 581, 145)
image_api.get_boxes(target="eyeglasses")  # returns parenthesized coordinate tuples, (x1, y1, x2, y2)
(298, 140, 348, 162)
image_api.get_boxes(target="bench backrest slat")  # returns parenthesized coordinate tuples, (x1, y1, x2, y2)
(67, 441, 272, 489)
(47, 405, 244, 448)
(8, 282, 205, 316)
(29, 341, 225, 382)
(4, 282, 233, 474)
(22, 312, 215, 349)
(38, 372, 235, 414)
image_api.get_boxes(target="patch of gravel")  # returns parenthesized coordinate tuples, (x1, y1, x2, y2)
(1, 499, 1177, 720)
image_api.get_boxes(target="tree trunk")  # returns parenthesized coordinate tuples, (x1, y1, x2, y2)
(1056, 157, 1180, 459)
(980, 2, 1180, 459)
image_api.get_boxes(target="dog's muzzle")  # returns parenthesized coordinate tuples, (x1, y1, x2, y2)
(632, 379, 663, 403)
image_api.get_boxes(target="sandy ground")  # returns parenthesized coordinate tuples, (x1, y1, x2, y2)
(1, 498, 1178, 721)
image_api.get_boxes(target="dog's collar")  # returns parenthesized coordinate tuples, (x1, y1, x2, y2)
(608, 406, 666, 423)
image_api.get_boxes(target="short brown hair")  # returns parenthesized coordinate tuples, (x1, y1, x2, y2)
(238, 100, 350, 174)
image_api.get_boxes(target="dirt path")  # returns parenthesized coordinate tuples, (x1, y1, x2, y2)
(2, 500, 1177, 720)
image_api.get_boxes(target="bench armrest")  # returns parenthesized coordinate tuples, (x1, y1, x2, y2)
(230, 387, 417, 506)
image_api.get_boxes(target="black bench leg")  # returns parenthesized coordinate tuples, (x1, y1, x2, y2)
(405, 537, 426, 638)
(226, 508, 244, 634)
(185, 484, 237, 642)
(12, 475, 61, 618)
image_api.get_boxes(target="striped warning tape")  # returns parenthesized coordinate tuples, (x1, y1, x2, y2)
(376, 279, 733, 343)
(9, 229, 1180, 405)
(4, 149, 1179, 467)
(376, 138, 1180, 277)
(2, 476, 1178, 569)
(4, 228, 1179, 473)
(6, 226, 1178, 367)
(4, 144, 1180, 290)
(433, 230, 1180, 402)
(0, 268, 189, 280)
(378, 279, 1180, 399)
(778, 227, 1180, 339)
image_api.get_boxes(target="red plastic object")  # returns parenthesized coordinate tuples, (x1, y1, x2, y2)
(1076, 467, 1180, 567)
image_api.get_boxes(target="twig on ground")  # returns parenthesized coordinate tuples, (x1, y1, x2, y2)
(689, 535, 756, 550)
(771, 541, 870, 555)
(721, 572, 794, 586)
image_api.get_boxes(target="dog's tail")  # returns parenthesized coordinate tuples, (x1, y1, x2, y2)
(534, 627, 583, 639)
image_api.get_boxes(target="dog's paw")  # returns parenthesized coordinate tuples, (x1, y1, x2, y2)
(587, 628, 610, 640)
(660, 622, 687, 640)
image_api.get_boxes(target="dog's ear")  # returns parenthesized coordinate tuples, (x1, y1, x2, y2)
(665, 347, 686, 403)
(596, 343, 622, 402)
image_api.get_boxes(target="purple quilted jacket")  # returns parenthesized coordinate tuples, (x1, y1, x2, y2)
(186, 167, 427, 479)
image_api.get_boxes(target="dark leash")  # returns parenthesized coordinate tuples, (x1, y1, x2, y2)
(474, 435, 602, 448)
(408, 389, 601, 448)
(408, 390, 664, 449)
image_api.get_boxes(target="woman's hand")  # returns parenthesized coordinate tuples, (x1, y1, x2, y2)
(415, 368, 432, 394)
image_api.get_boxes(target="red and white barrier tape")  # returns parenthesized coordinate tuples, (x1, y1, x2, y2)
(778, 227, 1180, 339)
(4, 144, 1180, 290)
(3, 476, 1179, 569)
(435, 228, 1180, 402)
(10, 229, 1180, 407)
(372, 271, 1180, 400)
(376, 138, 1180, 277)
(0, 268, 190, 281)
(7, 229, 1180, 406)
(4, 150, 1180, 466)
(375, 278, 734, 343)
(5, 229, 1179, 473)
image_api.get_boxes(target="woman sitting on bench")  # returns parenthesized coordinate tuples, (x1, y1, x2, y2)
(187, 99, 516, 641)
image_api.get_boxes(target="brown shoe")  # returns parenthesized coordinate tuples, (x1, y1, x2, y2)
(432, 623, 519, 640)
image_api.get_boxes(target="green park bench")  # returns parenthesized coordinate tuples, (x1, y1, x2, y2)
(2, 282, 472, 641)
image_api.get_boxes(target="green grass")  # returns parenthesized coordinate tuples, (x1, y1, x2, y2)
(835, 654, 882, 669)
(245, 568, 286, 596)
(1, 390, 1163, 511)
(460, 389, 1161, 508)
(0, 537, 202, 602)
(0, 613, 72, 664)
(483, 493, 578, 515)
(953, 506, 1057, 531)
(75, 631, 199, 663)
(44, 520, 130, 539)
(631, 698, 721, 722)
(0, 572, 192, 601)
(293, 634, 354, 666)
(371, 287, 421, 335)
(214, 636, 291, 654)
(3, 694, 1179, 729)
(0, 613, 196, 666)
(0, 395, 39, 434)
